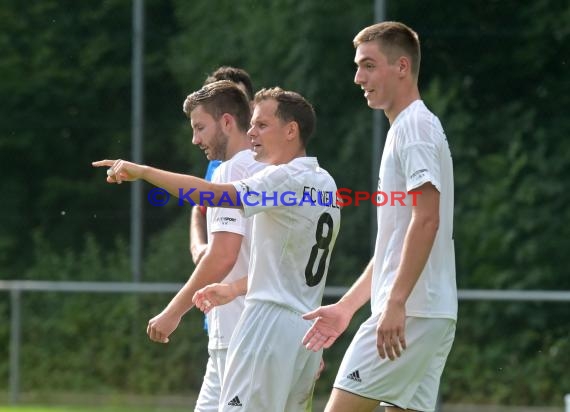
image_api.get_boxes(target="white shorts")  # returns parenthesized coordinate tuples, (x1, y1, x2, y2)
(195, 348, 228, 412)
(334, 315, 455, 412)
(219, 301, 321, 412)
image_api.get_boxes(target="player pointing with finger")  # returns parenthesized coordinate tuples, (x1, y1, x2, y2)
(94, 87, 340, 412)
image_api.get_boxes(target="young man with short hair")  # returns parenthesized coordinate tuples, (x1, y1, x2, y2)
(189, 66, 256, 266)
(303, 21, 457, 412)
(129, 80, 262, 412)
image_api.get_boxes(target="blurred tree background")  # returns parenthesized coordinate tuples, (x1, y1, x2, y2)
(1, 0, 569, 407)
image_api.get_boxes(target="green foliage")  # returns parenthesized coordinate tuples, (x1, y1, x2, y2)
(441, 302, 570, 405)
(0, 232, 207, 395)
(143, 215, 194, 283)
(0, 0, 189, 278)
(0, 1, 131, 275)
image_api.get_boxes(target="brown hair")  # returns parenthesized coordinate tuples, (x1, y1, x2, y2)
(254, 87, 316, 148)
(183, 80, 251, 132)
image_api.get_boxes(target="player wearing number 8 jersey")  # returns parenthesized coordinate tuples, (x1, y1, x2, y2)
(205, 158, 339, 411)
(197, 88, 341, 411)
(93, 87, 340, 411)
(232, 161, 339, 313)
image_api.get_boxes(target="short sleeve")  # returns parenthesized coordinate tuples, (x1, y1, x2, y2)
(209, 151, 259, 233)
(208, 206, 248, 235)
(401, 142, 441, 192)
(232, 165, 292, 218)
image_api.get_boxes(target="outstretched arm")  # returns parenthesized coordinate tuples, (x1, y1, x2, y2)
(92, 159, 240, 208)
(302, 259, 373, 351)
(193, 276, 248, 314)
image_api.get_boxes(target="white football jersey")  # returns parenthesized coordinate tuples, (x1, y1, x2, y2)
(232, 157, 341, 314)
(206, 149, 265, 349)
(372, 100, 457, 319)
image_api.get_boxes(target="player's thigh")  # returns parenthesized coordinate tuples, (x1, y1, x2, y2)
(220, 302, 318, 412)
(407, 320, 455, 412)
(324, 388, 380, 412)
(286, 348, 321, 412)
(334, 315, 454, 409)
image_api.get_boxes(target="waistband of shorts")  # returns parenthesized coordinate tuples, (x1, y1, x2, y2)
(246, 298, 305, 316)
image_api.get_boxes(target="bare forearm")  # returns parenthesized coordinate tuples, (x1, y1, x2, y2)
(189, 206, 208, 262)
(93, 160, 240, 207)
(229, 276, 248, 297)
(166, 229, 244, 317)
(338, 258, 373, 315)
(140, 166, 237, 207)
(141, 166, 208, 199)
(388, 216, 438, 305)
(163, 251, 237, 317)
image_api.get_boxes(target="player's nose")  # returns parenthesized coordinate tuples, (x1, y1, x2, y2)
(354, 67, 365, 85)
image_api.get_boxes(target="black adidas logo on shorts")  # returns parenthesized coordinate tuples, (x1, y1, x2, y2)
(228, 395, 243, 407)
(347, 369, 362, 382)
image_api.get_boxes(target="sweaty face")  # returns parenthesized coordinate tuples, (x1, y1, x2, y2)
(353, 41, 399, 110)
(247, 99, 288, 165)
(190, 105, 228, 161)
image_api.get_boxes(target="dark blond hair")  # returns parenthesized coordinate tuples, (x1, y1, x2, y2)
(354, 21, 421, 79)
(254, 87, 316, 148)
(183, 80, 251, 132)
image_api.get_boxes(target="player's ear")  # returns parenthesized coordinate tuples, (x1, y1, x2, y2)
(398, 56, 410, 77)
(286, 121, 299, 142)
(220, 113, 234, 132)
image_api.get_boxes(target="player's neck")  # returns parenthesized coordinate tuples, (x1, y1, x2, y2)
(271, 147, 307, 165)
(385, 85, 420, 125)
(225, 133, 253, 160)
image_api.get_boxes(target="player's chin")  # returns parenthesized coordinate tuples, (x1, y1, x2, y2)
(367, 99, 382, 110)
(252, 150, 265, 162)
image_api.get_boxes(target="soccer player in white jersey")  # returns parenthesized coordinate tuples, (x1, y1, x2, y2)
(190, 67, 256, 266)
(188, 81, 264, 412)
(127, 80, 263, 412)
(186, 70, 257, 408)
(302, 21, 457, 412)
(93, 87, 341, 411)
